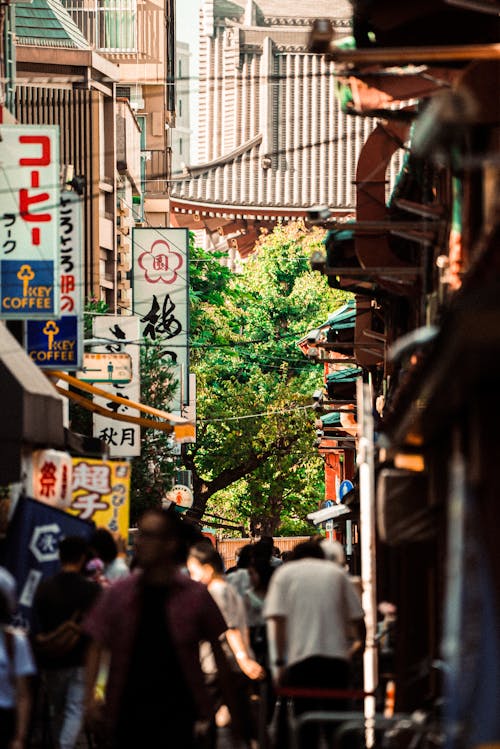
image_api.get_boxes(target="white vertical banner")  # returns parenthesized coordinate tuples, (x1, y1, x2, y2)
(0, 125, 60, 319)
(132, 227, 189, 412)
(92, 315, 141, 457)
(26, 192, 84, 369)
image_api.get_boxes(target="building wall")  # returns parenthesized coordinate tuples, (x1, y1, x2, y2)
(61, 0, 174, 228)
(171, 41, 191, 175)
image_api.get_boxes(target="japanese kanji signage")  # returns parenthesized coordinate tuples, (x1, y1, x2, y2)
(27, 449, 73, 508)
(25, 192, 83, 368)
(69, 458, 131, 538)
(2, 496, 94, 631)
(92, 315, 141, 457)
(0, 125, 60, 319)
(132, 228, 189, 411)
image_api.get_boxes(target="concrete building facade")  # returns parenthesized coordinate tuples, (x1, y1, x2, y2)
(171, 41, 192, 175)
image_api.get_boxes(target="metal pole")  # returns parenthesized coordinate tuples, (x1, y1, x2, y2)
(357, 377, 378, 747)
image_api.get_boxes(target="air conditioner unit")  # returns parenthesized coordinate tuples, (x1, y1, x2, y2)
(130, 99, 145, 111)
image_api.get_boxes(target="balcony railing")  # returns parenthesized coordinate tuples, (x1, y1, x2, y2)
(61, 0, 137, 53)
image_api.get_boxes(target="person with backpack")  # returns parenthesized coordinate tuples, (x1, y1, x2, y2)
(32, 536, 100, 749)
(0, 567, 36, 749)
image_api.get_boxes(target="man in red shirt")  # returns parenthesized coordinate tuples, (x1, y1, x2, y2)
(83, 508, 229, 749)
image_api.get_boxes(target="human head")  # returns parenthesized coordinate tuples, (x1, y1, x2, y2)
(0, 567, 17, 623)
(320, 539, 346, 566)
(259, 535, 274, 550)
(280, 550, 293, 563)
(90, 528, 118, 564)
(248, 555, 274, 593)
(59, 535, 89, 569)
(291, 540, 325, 561)
(187, 542, 224, 585)
(253, 537, 273, 563)
(236, 544, 254, 569)
(272, 546, 281, 559)
(134, 507, 189, 571)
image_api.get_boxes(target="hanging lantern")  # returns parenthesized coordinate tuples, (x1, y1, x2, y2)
(29, 450, 73, 508)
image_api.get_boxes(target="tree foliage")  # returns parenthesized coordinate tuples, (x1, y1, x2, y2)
(129, 339, 178, 524)
(184, 221, 350, 536)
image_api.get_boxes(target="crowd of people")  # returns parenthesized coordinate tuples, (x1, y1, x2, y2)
(0, 509, 370, 749)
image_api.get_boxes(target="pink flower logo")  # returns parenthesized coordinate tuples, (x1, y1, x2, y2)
(138, 239, 183, 284)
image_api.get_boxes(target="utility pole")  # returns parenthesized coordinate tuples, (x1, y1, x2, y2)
(357, 377, 378, 747)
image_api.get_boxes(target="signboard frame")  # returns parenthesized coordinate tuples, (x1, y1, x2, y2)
(78, 352, 133, 383)
(0, 125, 60, 319)
(132, 227, 189, 410)
(25, 191, 84, 368)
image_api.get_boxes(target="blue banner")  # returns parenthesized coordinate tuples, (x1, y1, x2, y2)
(1, 496, 94, 630)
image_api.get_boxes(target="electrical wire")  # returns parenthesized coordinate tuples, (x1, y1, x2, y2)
(198, 404, 315, 423)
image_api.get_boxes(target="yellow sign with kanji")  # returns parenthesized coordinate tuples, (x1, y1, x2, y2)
(69, 458, 130, 539)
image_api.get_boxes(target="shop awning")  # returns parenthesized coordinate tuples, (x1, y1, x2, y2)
(0, 324, 65, 484)
(321, 411, 342, 427)
(324, 299, 356, 331)
(326, 367, 363, 400)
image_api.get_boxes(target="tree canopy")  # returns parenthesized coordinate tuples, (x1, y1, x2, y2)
(183, 221, 350, 536)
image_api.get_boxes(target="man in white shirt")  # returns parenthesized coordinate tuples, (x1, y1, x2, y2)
(264, 540, 365, 748)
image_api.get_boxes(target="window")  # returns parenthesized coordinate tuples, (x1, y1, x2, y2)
(178, 98, 182, 117)
(179, 138, 183, 155)
(178, 59, 182, 79)
(102, 0, 137, 52)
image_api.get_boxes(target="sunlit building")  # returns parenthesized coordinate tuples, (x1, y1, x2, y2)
(170, 0, 402, 263)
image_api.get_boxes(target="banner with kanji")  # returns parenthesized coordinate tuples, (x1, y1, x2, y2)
(69, 458, 131, 539)
(92, 315, 141, 457)
(132, 227, 189, 411)
(1, 496, 94, 630)
(26, 192, 84, 369)
(0, 125, 60, 319)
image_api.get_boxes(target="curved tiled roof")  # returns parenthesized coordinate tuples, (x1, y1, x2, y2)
(212, 0, 352, 21)
(254, 0, 352, 20)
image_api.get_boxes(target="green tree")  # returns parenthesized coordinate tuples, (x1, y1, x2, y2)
(184, 222, 350, 535)
(129, 339, 178, 523)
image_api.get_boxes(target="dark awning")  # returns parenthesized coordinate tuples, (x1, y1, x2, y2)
(0, 324, 65, 484)
(326, 366, 363, 400)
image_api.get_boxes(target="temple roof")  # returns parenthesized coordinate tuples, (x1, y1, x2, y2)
(209, 0, 352, 23)
(253, 0, 351, 20)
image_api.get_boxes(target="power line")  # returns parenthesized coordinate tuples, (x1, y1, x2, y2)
(198, 404, 315, 423)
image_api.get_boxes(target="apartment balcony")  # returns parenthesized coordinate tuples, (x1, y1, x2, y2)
(62, 0, 138, 53)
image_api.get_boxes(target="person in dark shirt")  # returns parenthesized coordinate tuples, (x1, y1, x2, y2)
(83, 508, 231, 749)
(32, 535, 100, 749)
